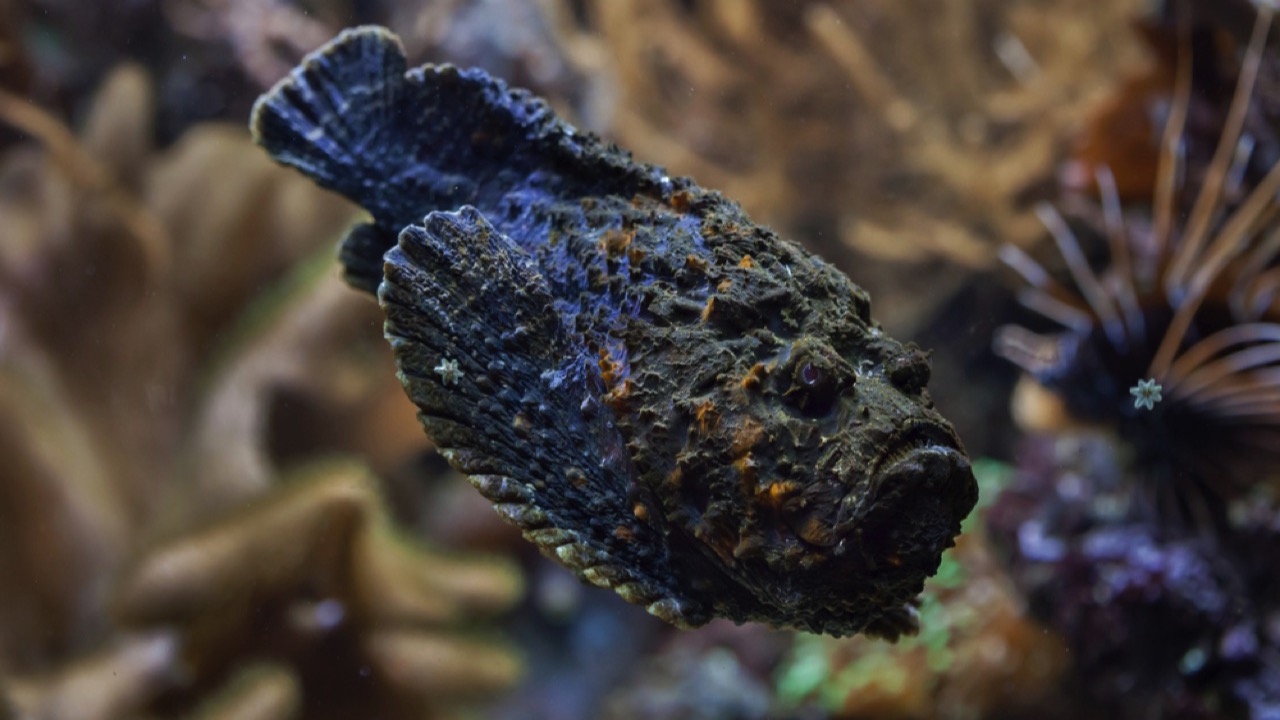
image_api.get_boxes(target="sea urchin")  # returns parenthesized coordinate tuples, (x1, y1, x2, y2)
(994, 2, 1280, 527)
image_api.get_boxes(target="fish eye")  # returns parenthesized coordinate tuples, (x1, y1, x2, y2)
(784, 355, 843, 416)
(799, 361, 824, 387)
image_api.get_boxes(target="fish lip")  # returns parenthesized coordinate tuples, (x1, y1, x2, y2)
(826, 420, 968, 540)
(868, 419, 964, 481)
(828, 425, 974, 572)
(868, 420, 974, 520)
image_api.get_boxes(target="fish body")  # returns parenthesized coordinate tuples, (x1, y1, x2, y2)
(251, 27, 976, 638)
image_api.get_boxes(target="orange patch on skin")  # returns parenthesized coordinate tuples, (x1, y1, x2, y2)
(716, 278, 732, 293)
(597, 359, 615, 382)
(633, 503, 649, 522)
(700, 296, 717, 322)
(796, 515, 835, 549)
(733, 453, 757, 487)
(627, 245, 647, 264)
(604, 378, 635, 411)
(694, 522, 738, 566)
(694, 399, 719, 434)
(685, 254, 711, 273)
(597, 347, 623, 386)
(740, 363, 767, 391)
(765, 480, 800, 506)
(729, 418, 765, 457)
(733, 534, 765, 559)
(670, 189, 694, 212)
(738, 255, 755, 269)
(599, 227, 635, 258)
(614, 525, 636, 542)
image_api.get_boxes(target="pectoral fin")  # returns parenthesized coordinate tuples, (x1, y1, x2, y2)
(378, 207, 709, 626)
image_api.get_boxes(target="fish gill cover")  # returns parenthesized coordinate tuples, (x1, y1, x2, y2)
(249, 26, 978, 639)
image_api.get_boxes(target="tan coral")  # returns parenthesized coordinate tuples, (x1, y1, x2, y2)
(163, 0, 337, 88)
(539, 0, 1147, 331)
(0, 60, 523, 718)
(9, 463, 522, 720)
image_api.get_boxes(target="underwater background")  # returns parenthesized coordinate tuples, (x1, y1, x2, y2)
(1, 0, 1278, 718)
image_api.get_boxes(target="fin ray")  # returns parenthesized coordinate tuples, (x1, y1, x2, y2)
(252, 26, 674, 294)
(379, 208, 709, 626)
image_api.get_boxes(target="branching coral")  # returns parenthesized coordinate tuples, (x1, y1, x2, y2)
(163, 0, 337, 88)
(0, 60, 524, 718)
(537, 0, 1146, 333)
(9, 461, 523, 720)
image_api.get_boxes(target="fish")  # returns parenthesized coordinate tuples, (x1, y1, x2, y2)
(250, 26, 977, 639)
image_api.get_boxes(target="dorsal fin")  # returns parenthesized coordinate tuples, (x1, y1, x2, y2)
(251, 26, 674, 294)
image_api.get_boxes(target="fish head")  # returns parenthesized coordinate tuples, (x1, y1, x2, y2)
(654, 255, 978, 636)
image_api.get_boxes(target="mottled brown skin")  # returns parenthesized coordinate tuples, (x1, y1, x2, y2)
(251, 27, 978, 638)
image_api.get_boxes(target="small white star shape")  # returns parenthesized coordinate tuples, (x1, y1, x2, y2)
(434, 357, 463, 386)
(1129, 378, 1162, 411)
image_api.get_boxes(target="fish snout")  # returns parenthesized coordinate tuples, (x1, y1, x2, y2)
(857, 423, 976, 568)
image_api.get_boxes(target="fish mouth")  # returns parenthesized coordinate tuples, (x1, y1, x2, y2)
(852, 421, 976, 566)
(870, 420, 965, 479)
(877, 441, 973, 511)
(822, 421, 973, 541)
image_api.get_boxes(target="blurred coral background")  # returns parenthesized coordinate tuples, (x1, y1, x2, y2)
(3, 1, 1278, 719)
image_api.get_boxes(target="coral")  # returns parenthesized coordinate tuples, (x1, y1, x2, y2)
(163, 0, 337, 88)
(773, 460, 1072, 720)
(8, 461, 523, 720)
(537, 0, 1146, 332)
(987, 435, 1280, 719)
(602, 645, 777, 720)
(0, 59, 523, 718)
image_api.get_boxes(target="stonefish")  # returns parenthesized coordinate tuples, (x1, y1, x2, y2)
(251, 27, 976, 638)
